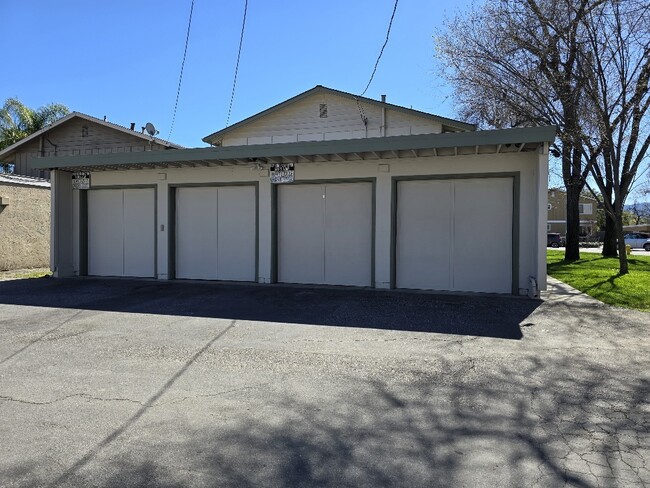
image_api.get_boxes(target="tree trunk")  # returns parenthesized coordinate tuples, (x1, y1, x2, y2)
(565, 184, 582, 261)
(602, 212, 617, 257)
(615, 211, 629, 275)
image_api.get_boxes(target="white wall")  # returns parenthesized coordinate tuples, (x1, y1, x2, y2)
(220, 92, 443, 146)
(59, 150, 543, 294)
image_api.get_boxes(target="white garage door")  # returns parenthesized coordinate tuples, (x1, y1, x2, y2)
(175, 186, 256, 281)
(87, 188, 156, 277)
(278, 182, 373, 286)
(396, 177, 513, 294)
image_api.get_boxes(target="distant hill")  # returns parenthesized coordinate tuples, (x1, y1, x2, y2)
(624, 201, 650, 212)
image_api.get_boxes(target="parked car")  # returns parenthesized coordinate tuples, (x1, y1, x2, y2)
(547, 233, 563, 248)
(623, 232, 650, 251)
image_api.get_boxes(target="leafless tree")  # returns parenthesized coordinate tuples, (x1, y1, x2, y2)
(435, 0, 649, 271)
(579, 0, 650, 272)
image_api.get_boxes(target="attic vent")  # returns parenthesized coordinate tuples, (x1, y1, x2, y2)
(81, 126, 89, 137)
(319, 104, 328, 118)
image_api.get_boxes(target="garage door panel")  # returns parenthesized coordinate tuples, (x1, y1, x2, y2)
(175, 186, 256, 282)
(123, 188, 156, 278)
(88, 188, 155, 278)
(323, 183, 373, 286)
(217, 186, 256, 281)
(396, 177, 513, 294)
(396, 180, 452, 290)
(175, 187, 218, 280)
(278, 185, 325, 284)
(453, 179, 512, 293)
(278, 182, 373, 286)
(88, 190, 123, 276)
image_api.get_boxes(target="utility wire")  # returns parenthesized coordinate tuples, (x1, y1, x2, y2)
(167, 0, 195, 142)
(360, 0, 400, 97)
(226, 0, 249, 127)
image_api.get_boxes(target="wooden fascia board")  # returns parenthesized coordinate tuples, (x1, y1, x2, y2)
(31, 126, 557, 170)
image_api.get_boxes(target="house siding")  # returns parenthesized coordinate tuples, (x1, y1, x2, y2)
(0, 183, 50, 271)
(547, 190, 598, 235)
(221, 92, 442, 146)
(3, 119, 172, 178)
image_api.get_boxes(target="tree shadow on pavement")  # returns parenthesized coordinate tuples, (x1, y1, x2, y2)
(4, 355, 647, 488)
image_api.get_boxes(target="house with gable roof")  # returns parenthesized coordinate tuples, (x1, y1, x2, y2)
(203, 85, 473, 147)
(0, 112, 181, 270)
(0, 112, 181, 179)
(33, 85, 554, 296)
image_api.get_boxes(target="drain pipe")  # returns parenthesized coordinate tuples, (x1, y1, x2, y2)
(380, 94, 387, 137)
(528, 276, 539, 298)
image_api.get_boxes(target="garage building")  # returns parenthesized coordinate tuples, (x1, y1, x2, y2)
(32, 86, 553, 295)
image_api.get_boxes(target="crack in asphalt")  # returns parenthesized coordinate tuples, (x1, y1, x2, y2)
(155, 383, 272, 407)
(48, 320, 237, 488)
(0, 383, 270, 409)
(0, 310, 85, 366)
(525, 379, 650, 487)
(1, 278, 648, 487)
(0, 393, 144, 406)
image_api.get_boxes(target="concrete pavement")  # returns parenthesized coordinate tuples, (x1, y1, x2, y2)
(0, 277, 648, 487)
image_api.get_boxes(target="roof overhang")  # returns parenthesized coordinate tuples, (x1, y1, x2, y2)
(30, 126, 556, 172)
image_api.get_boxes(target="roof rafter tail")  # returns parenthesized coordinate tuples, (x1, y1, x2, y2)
(31, 126, 557, 171)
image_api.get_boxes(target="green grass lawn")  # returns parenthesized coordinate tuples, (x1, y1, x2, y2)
(0, 268, 51, 281)
(547, 250, 650, 311)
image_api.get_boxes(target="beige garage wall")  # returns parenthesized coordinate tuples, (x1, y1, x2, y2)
(75, 150, 543, 294)
(0, 184, 50, 271)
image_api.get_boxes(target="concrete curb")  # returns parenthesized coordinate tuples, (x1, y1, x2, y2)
(542, 276, 606, 307)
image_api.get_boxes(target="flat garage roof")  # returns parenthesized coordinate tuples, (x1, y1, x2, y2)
(30, 126, 556, 172)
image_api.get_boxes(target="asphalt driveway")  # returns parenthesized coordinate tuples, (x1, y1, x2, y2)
(0, 277, 648, 487)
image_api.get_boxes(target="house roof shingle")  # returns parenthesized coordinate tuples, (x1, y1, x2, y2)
(0, 173, 51, 188)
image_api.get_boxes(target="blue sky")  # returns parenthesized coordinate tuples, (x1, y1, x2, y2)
(2, 0, 473, 148)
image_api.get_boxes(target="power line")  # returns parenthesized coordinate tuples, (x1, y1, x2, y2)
(360, 0, 400, 97)
(226, 0, 249, 127)
(167, 0, 195, 142)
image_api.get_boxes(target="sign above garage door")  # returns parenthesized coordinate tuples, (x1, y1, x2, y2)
(72, 171, 90, 190)
(270, 163, 294, 184)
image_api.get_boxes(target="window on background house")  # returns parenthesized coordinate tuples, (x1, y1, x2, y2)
(547, 224, 551, 231)
(579, 203, 593, 214)
(0, 163, 15, 174)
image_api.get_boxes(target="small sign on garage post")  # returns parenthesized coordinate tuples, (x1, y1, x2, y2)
(72, 171, 91, 190)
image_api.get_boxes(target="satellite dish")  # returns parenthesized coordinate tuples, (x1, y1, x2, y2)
(144, 122, 158, 137)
